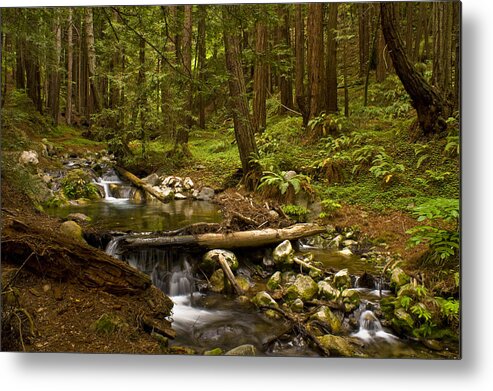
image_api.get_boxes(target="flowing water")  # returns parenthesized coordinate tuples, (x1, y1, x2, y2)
(46, 174, 456, 358)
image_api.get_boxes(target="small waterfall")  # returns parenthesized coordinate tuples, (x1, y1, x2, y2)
(353, 310, 397, 342)
(105, 236, 125, 259)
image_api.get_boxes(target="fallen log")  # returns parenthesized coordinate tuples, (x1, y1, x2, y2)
(115, 166, 171, 204)
(124, 223, 327, 249)
(218, 253, 244, 295)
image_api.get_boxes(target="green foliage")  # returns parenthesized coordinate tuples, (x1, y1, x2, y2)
(319, 198, 342, 218)
(257, 170, 311, 196)
(281, 204, 309, 223)
(407, 198, 459, 266)
(351, 144, 385, 174)
(60, 169, 100, 200)
(369, 152, 405, 184)
(307, 112, 351, 137)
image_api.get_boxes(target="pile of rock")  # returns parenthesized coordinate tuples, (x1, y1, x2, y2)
(142, 174, 215, 202)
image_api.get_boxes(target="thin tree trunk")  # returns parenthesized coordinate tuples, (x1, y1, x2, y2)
(85, 8, 101, 114)
(197, 5, 207, 129)
(66, 8, 73, 125)
(376, 25, 387, 83)
(358, 3, 370, 78)
(405, 2, 415, 59)
(432, 2, 453, 100)
(325, 3, 338, 114)
(222, 5, 261, 191)
(48, 14, 61, 125)
(307, 3, 324, 120)
(414, 3, 426, 62)
(295, 4, 309, 126)
(364, 11, 379, 106)
(277, 4, 293, 114)
(381, 2, 449, 134)
(342, 39, 349, 118)
(253, 12, 268, 133)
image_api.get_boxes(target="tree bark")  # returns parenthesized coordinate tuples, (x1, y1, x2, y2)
(307, 3, 324, 120)
(48, 14, 61, 125)
(381, 2, 449, 135)
(84, 8, 101, 113)
(277, 4, 293, 114)
(294, 4, 309, 126)
(222, 5, 261, 191)
(197, 5, 207, 129)
(66, 8, 73, 125)
(325, 3, 338, 114)
(124, 223, 327, 249)
(115, 166, 173, 204)
(358, 3, 370, 78)
(253, 12, 268, 133)
(432, 2, 453, 100)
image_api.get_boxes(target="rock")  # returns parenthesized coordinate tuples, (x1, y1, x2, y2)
(394, 307, 414, 328)
(338, 248, 353, 256)
(290, 298, 304, 312)
(210, 269, 225, 293)
(19, 150, 39, 165)
(196, 186, 215, 201)
(356, 272, 376, 289)
(192, 189, 200, 199)
(59, 221, 85, 243)
(272, 240, 294, 266)
(318, 280, 340, 300)
(342, 239, 358, 248)
(195, 164, 206, 170)
(329, 234, 343, 249)
(310, 306, 342, 333)
(266, 271, 282, 291)
(183, 177, 194, 190)
(281, 271, 296, 285)
(224, 344, 257, 356)
(151, 331, 169, 347)
(202, 249, 239, 273)
(132, 189, 146, 203)
(204, 348, 223, 356)
(235, 276, 250, 292)
(284, 274, 319, 302)
(341, 289, 360, 312)
(283, 170, 297, 181)
(142, 173, 160, 186)
(268, 210, 280, 220)
(333, 269, 351, 289)
(390, 267, 410, 288)
(422, 339, 444, 351)
(317, 335, 365, 357)
(251, 291, 278, 308)
(174, 192, 187, 200)
(66, 213, 91, 223)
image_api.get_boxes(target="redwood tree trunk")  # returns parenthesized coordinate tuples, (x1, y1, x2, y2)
(197, 5, 207, 129)
(294, 4, 308, 126)
(253, 14, 268, 133)
(222, 5, 261, 191)
(85, 8, 101, 114)
(325, 3, 338, 114)
(277, 4, 293, 114)
(307, 3, 324, 120)
(381, 2, 449, 134)
(66, 8, 73, 125)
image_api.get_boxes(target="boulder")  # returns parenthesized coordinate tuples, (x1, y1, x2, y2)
(341, 289, 361, 312)
(142, 173, 160, 186)
(19, 150, 39, 166)
(317, 335, 366, 358)
(329, 234, 343, 249)
(283, 170, 298, 181)
(132, 189, 146, 203)
(333, 269, 351, 289)
(266, 271, 282, 291)
(66, 213, 91, 223)
(284, 274, 318, 302)
(174, 192, 187, 200)
(224, 344, 257, 356)
(235, 276, 250, 292)
(196, 186, 215, 201)
(183, 177, 194, 190)
(209, 269, 225, 293)
(318, 280, 340, 300)
(390, 267, 410, 288)
(251, 291, 278, 308)
(272, 240, 294, 266)
(290, 298, 304, 313)
(394, 307, 414, 328)
(338, 248, 353, 257)
(59, 221, 85, 243)
(310, 306, 342, 334)
(202, 249, 239, 273)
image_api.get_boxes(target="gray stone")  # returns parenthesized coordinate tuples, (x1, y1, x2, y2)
(66, 213, 91, 223)
(174, 192, 187, 200)
(333, 269, 351, 289)
(196, 186, 215, 201)
(142, 173, 160, 186)
(341, 289, 361, 312)
(272, 240, 294, 266)
(224, 344, 257, 356)
(251, 291, 278, 308)
(283, 170, 297, 181)
(19, 150, 39, 165)
(338, 248, 353, 256)
(268, 210, 280, 220)
(284, 274, 319, 301)
(183, 177, 194, 190)
(318, 280, 340, 300)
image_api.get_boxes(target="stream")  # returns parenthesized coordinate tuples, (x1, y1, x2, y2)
(46, 171, 456, 358)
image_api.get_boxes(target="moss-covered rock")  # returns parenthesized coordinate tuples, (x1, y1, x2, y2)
(394, 307, 414, 328)
(210, 269, 225, 293)
(266, 271, 282, 291)
(91, 313, 128, 334)
(284, 274, 318, 302)
(390, 267, 410, 289)
(333, 268, 351, 289)
(202, 249, 239, 273)
(224, 344, 257, 356)
(251, 291, 278, 308)
(290, 298, 304, 312)
(235, 276, 250, 292)
(204, 348, 223, 356)
(60, 221, 86, 243)
(317, 335, 366, 358)
(272, 240, 294, 266)
(310, 306, 342, 334)
(341, 289, 361, 312)
(318, 280, 340, 300)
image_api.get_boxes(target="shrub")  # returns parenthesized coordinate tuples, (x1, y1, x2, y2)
(281, 204, 309, 223)
(61, 169, 100, 200)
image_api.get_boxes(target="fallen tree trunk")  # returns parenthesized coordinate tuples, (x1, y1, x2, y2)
(115, 166, 171, 204)
(124, 223, 327, 249)
(218, 253, 244, 295)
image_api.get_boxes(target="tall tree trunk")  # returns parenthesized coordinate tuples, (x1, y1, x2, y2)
(277, 4, 293, 114)
(197, 5, 207, 129)
(375, 24, 388, 83)
(294, 4, 308, 126)
(381, 2, 449, 135)
(414, 2, 426, 62)
(307, 3, 324, 120)
(48, 14, 61, 125)
(138, 36, 147, 157)
(85, 8, 101, 114)
(452, 1, 461, 111)
(253, 13, 268, 133)
(358, 3, 370, 78)
(15, 30, 25, 90)
(405, 2, 415, 59)
(325, 3, 338, 114)
(432, 2, 453, 100)
(66, 8, 73, 125)
(222, 5, 261, 191)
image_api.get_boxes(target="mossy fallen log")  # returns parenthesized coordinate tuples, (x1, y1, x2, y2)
(115, 166, 171, 204)
(124, 223, 327, 249)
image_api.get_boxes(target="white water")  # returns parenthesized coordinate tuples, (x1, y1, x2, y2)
(353, 310, 398, 342)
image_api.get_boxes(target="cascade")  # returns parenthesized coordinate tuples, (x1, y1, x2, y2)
(353, 310, 397, 342)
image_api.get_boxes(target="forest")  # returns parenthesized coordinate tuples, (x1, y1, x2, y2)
(1, 2, 460, 358)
